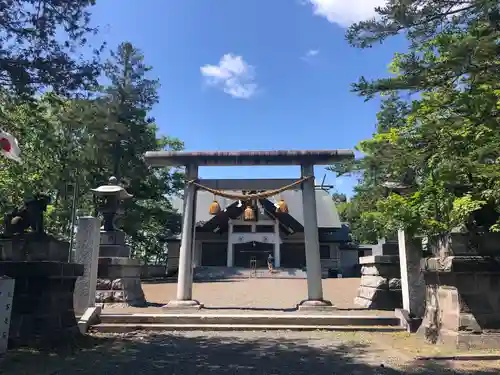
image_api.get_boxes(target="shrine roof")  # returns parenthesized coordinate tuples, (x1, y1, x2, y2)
(145, 149, 354, 167)
(171, 189, 343, 228)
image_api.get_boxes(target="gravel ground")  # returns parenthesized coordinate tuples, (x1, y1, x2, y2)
(144, 278, 363, 309)
(1, 331, 499, 375)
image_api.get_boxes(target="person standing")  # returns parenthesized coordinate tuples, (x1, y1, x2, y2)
(267, 252, 274, 273)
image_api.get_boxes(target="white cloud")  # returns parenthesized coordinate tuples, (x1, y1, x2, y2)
(306, 49, 319, 57)
(301, 49, 320, 63)
(306, 0, 386, 27)
(200, 54, 257, 99)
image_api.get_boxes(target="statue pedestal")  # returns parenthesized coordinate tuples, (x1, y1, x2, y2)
(96, 231, 146, 307)
(418, 233, 500, 349)
(0, 233, 69, 261)
(419, 256, 500, 349)
(0, 234, 83, 348)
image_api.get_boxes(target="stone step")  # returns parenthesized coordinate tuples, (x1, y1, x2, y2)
(91, 323, 405, 334)
(98, 313, 400, 327)
(193, 267, 307, 280)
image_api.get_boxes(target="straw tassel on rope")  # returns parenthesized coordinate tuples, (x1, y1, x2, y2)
(244, 203, 256, 221)
(209, 199, 221, 215)
(276, 198, 289, 213)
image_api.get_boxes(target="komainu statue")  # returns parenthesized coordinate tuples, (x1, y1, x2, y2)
(4, 194, 51, 236)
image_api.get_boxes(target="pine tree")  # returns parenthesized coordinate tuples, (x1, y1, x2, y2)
(0, 0, 101, 97)
(334, 1, 500, 241)
(95, 42, 184, 263)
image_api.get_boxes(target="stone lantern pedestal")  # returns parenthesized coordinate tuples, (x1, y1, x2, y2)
(95, 230, 146, 307)
(355, 239, 403, 310)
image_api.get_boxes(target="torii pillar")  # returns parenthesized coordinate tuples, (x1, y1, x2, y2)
(166, 163, 201, 309)
(144, 150, 354, 310)
(297, 163, 332, 310)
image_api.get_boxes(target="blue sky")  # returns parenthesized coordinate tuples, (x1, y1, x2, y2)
(90, 0, 402, 196)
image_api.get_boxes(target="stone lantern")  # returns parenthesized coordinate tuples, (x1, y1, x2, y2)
(91, 176, 133, 231)
(90, 176, 146, 307)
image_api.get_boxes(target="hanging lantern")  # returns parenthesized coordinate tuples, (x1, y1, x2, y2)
(276, 199, 289, 213)
(244, 204, 256, 221)
(209, 200, 221, 215)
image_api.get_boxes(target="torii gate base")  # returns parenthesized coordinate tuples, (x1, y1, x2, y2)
(145, 150, 354, 311)
(165, 299, 203, 310)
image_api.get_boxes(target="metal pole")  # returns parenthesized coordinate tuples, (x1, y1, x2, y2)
(68, 180, 79, 262)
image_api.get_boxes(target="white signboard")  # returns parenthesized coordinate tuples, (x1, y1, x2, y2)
(0, 277, 15, 354)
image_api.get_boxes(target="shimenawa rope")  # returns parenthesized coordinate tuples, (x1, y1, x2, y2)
(186, 176, 313, 200)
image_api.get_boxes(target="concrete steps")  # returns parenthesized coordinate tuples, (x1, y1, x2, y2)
(92, 323, 404, 333)
(193, 267, 307, 280)
(90, 313, 404, 333)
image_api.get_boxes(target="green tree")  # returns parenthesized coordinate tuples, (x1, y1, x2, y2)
(0, 92, 96, 235)
(0, 0, 101, 97)
(347, 0, 500, 97)
(93, 42, 184, 263)
(330, 93, 416, 242)
(0, 42, 184, 264)
(332, 1, 500, 241)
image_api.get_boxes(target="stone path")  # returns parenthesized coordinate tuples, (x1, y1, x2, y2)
(1, 331, 499, 375)
(109, 278, 393, 315)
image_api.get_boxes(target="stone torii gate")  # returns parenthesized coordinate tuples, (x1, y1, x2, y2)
(144, 150, 354, 310)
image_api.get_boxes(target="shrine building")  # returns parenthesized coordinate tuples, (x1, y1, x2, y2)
(167, 179, 362, 277)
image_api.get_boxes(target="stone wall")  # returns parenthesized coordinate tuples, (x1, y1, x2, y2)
(355, 255, 402, 310)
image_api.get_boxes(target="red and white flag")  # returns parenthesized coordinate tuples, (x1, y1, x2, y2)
(0, 130, 21, 163)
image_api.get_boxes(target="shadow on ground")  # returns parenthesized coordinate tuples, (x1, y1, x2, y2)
(1, 332, 498, 375)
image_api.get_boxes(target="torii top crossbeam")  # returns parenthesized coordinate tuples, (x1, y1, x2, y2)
(144, 149, 354, 167)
